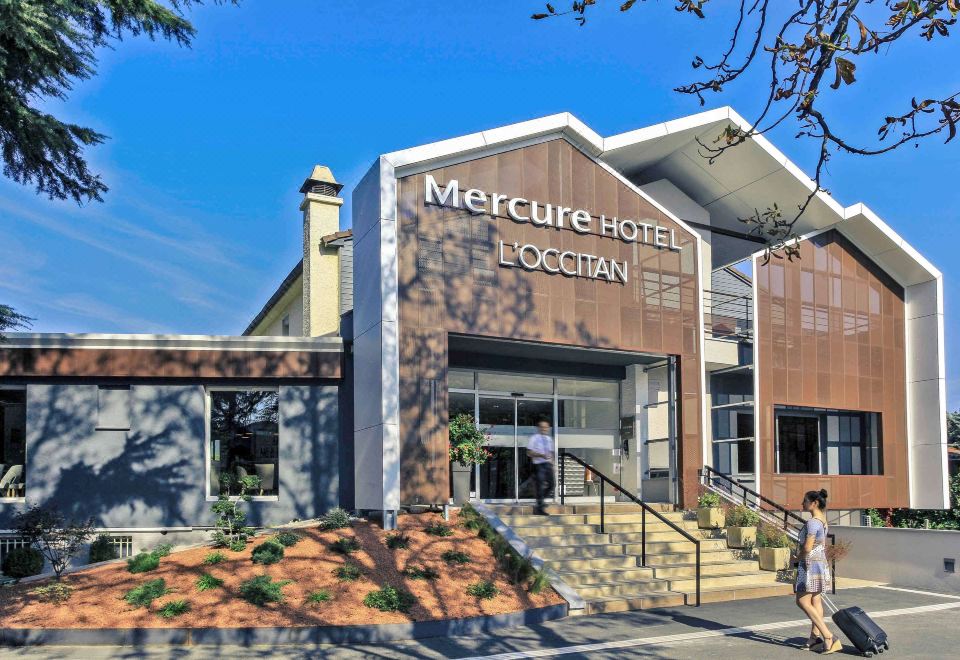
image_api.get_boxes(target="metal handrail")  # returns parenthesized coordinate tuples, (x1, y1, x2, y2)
(560, 450, 701, 607)
(699, 465, 836, 594)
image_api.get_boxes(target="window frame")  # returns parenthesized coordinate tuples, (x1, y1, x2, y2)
(775, 411, 822, 475)
(204, 386, 281, 503)
(0, 385, 27, 503)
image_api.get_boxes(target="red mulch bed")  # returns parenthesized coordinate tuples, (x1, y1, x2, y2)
(0, 511, 561, 629)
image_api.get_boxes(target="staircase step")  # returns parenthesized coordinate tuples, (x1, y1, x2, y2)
(669, 570, 779, 592)
(547, 556, 640, 571)
(490, 502, 674, 516)
(525, 527, 708, 547)
(501, 512, 685, 526)
(583, 581, 794, 614)
(647, 559, 761, 578)
(556, 567, 656, 586)
(624, 539, 728, 554)
(505, 524, 599, 536)
(535, 544, 633, 560)
(575, 578, 673, 599)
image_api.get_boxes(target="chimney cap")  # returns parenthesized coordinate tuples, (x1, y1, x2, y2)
(300, 165, 343, 195)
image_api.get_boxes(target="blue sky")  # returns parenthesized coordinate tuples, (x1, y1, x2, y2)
(0, 1, 956, 407)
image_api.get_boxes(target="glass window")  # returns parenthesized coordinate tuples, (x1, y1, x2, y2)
(449, 370, 475, 390)
(448, 392, 475, 419)
(478, 372, 553, 395)
(776, 414, 820, 473)
(556, 379, 618, 399)
(0, 390, 26, 499)
(558, 399, 619, 430)
(209, 390, 279, 497)
(776, 407, 883, 475)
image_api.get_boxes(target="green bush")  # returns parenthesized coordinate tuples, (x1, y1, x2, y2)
(306, 589, 332, 604)
(239, 575, 292, 606)
(363, 585, 416, 612)
(441, 550, 471, 565)
(330, 536, 361, 554)
(756, 523, 792, 549)
(153, 544, 172, 558)
(2, 547, 44, 578)
(202, 551, 226, 565)
(698, 492, 722, 508)
(228, 538, 248, 552)
(251, 539, 285, 565)
(273, 531, 302, 547)
(466, 580, 499, 600)
(124, 578, 169, 608)
(320, 507, 351, 530)
(385, 532, 410, 550)
(424, 521, 453, 537)
(333, 563, 362, 581)
(196, 573, 224, 592)
(725, 504, 760, 528)
(88, 534, 119, 564)
(157, 599, 190, 618)
(528, 567, 550, 595)
(127, 543, 173, 574)
(31, 582, 73, 604)
(402, 565, 439, 580)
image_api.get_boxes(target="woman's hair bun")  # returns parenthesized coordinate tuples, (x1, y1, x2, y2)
(818, 489, 829, 499)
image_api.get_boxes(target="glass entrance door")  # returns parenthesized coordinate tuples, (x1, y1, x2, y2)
(476, 395, 553, 501)
(517, 398, 553, 500)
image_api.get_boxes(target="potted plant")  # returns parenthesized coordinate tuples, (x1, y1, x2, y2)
(697, 491, 724, 529)
(448, 413, 491, 505)
(756, 522, 792, 570)
(724, 503, 760, 549)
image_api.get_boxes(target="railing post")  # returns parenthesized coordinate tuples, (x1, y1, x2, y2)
(559, 453, 565, 507)
(641, 506, 646, 567)
(695, 542, 701, 607)
(831, 534, 837, 595)
(600, 480, 605, 534)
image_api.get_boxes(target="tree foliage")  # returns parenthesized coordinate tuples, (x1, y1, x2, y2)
(0, 1, 236, 204)
(13, 503, 95, 580)
(532, 1, 959, 260)
(0, 304, 32, 340)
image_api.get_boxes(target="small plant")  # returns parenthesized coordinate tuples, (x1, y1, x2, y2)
(239, 574, 292, 606)
(698, 492, 722, 508)
(251, 539, 285, 565)
(211, 473, 261, 549)
(385, 532, 410, 550)
(363, 585, 416, 612)
(441, 550, 471, 565)
(157, 599, 190, 618)
(320, 507, 351, 530)
(756, 523, 791, 549)
(196, 573, 224, 592)
(306, 589, 332, 604)
(725, 504, 761, 528)
(1, 547, 44, 578)
(467, 580, 499, 600)
(424, 521, 453, 537)
(126, 544, 172, 574)
(88, 534, 119, 564)
(402, 565, 439, 580)
(273, 531, 302, 547)
(202, 551, 226, 565)
(448, 413, 493, 467)
(152, 543, 172, 558)
(528, 566, 550, 595)
(124, 578, 169, 609)
(825, 539, 852, 563)
(333, 563, 362, 581)
(12, 504, 94, 581)
(330, 536, 361, 554)
(31, 582, 73, 604)
(228, 538, 248, 552)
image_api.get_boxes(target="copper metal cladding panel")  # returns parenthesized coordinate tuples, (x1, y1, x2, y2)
(756, 230, 908, 509)
(396, 139, 703, 506)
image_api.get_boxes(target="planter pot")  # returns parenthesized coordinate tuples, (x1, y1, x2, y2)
(725, 526, 756, 549)
(758, 546, 791, 571)
(450, 463, 473, 505)
(697, 507, 724, 529)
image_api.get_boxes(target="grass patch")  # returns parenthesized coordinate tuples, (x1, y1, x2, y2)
(402, 565, 439, 580)
(330, 536, 361, 554)
(333, 563, 362, 581)
(196, 573, 224, 592)
(31, 583, 73, 604)
(202, 551, 226, 565)
(157, 599, 190, 619)
(251, 539, 285, 565)
(528, 566, 550, 594)
(385, 532, 410, 550)
(362, 585, 416, 612)
(124, 579, 169, 609)
(273, 531, 302, 547)
(306, 589, 332, 604)
(466, 580, 499, 600)
(239, 575, 292, 606)
(126, 544, 173, 574)
(441, 550, 471, 565)
(424, 521, 453, 537)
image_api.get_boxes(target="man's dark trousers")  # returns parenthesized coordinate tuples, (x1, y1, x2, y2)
(533, 462, 555, 513)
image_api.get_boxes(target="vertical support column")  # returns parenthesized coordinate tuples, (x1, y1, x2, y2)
(667, 356, 678, 505)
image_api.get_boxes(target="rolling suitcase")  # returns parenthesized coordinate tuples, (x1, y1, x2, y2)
(822, 594, 890, 657)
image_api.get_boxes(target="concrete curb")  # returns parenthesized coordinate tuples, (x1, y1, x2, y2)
(0, 603, 568, 647)
(470, 501, 586, 614)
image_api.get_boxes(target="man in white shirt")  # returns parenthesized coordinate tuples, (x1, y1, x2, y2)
(526, 419, 555, 515)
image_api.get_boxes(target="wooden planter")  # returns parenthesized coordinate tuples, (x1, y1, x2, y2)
(725, 526, 756, 549)
(697, 507, 724, 529)
(758, 546, 791, 571)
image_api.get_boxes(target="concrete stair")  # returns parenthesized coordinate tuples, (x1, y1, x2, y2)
(493, 502, 793, 614)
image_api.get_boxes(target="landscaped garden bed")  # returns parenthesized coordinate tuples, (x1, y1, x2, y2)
(0, 511, 561, 629)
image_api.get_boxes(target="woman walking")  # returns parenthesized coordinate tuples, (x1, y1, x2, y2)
(795, 489, 841, 654)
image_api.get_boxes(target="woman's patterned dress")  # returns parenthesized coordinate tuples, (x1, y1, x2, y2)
(795, 517, 832, 594)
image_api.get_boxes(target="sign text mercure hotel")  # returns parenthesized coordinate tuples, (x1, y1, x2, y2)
(424, 175, 682, 285)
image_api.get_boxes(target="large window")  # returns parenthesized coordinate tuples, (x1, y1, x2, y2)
(775, 406, 883, 475)
(208, 389, 279, 497)
(0, 389, 26, 499)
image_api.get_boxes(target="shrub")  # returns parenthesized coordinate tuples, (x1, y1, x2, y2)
(157, 599, 190, 618)
(402, 565, 439, 580)
(251, 539, 285, 565)
(306, 589, 332, 604)
(124, 579, 169, 608)
(210, 472, 260, 549)
(725, 504, 761, 528)
(320, 507, 351, 530)
(228, 538, 248, 552)
(528, 566, 550, 595)
(202, 551, 226, 565)
(466, 580, 499, 600)
(2, 547, 44, 578)
(698, 492, 722, 508)
(273, 531, 302, 547)
(756, 523, 792, 549)
(825, 539, 852, 563)
(196, 573, 224, 592)
(12, 504, 94, 580)
(441, 550, 471, 565)
(31, 582, 73, 604)
(333, 563, 362, 581)
(88, 534, 119, 564)
(385, 532, 410, 550)
(424, 521, 453, 537)
(330, 536, 360, 554)
(153, 544, 172, 558)
(239, 575, 292, 607)
(126, 543, 173, 574)
(363, 585, 416, 612)
(448, 413, 492, 467)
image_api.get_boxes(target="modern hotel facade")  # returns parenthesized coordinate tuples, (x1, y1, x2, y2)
(0, 109, 949, 556)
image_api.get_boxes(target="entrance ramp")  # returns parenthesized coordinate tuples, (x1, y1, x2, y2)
(491, 502, 793, 614)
